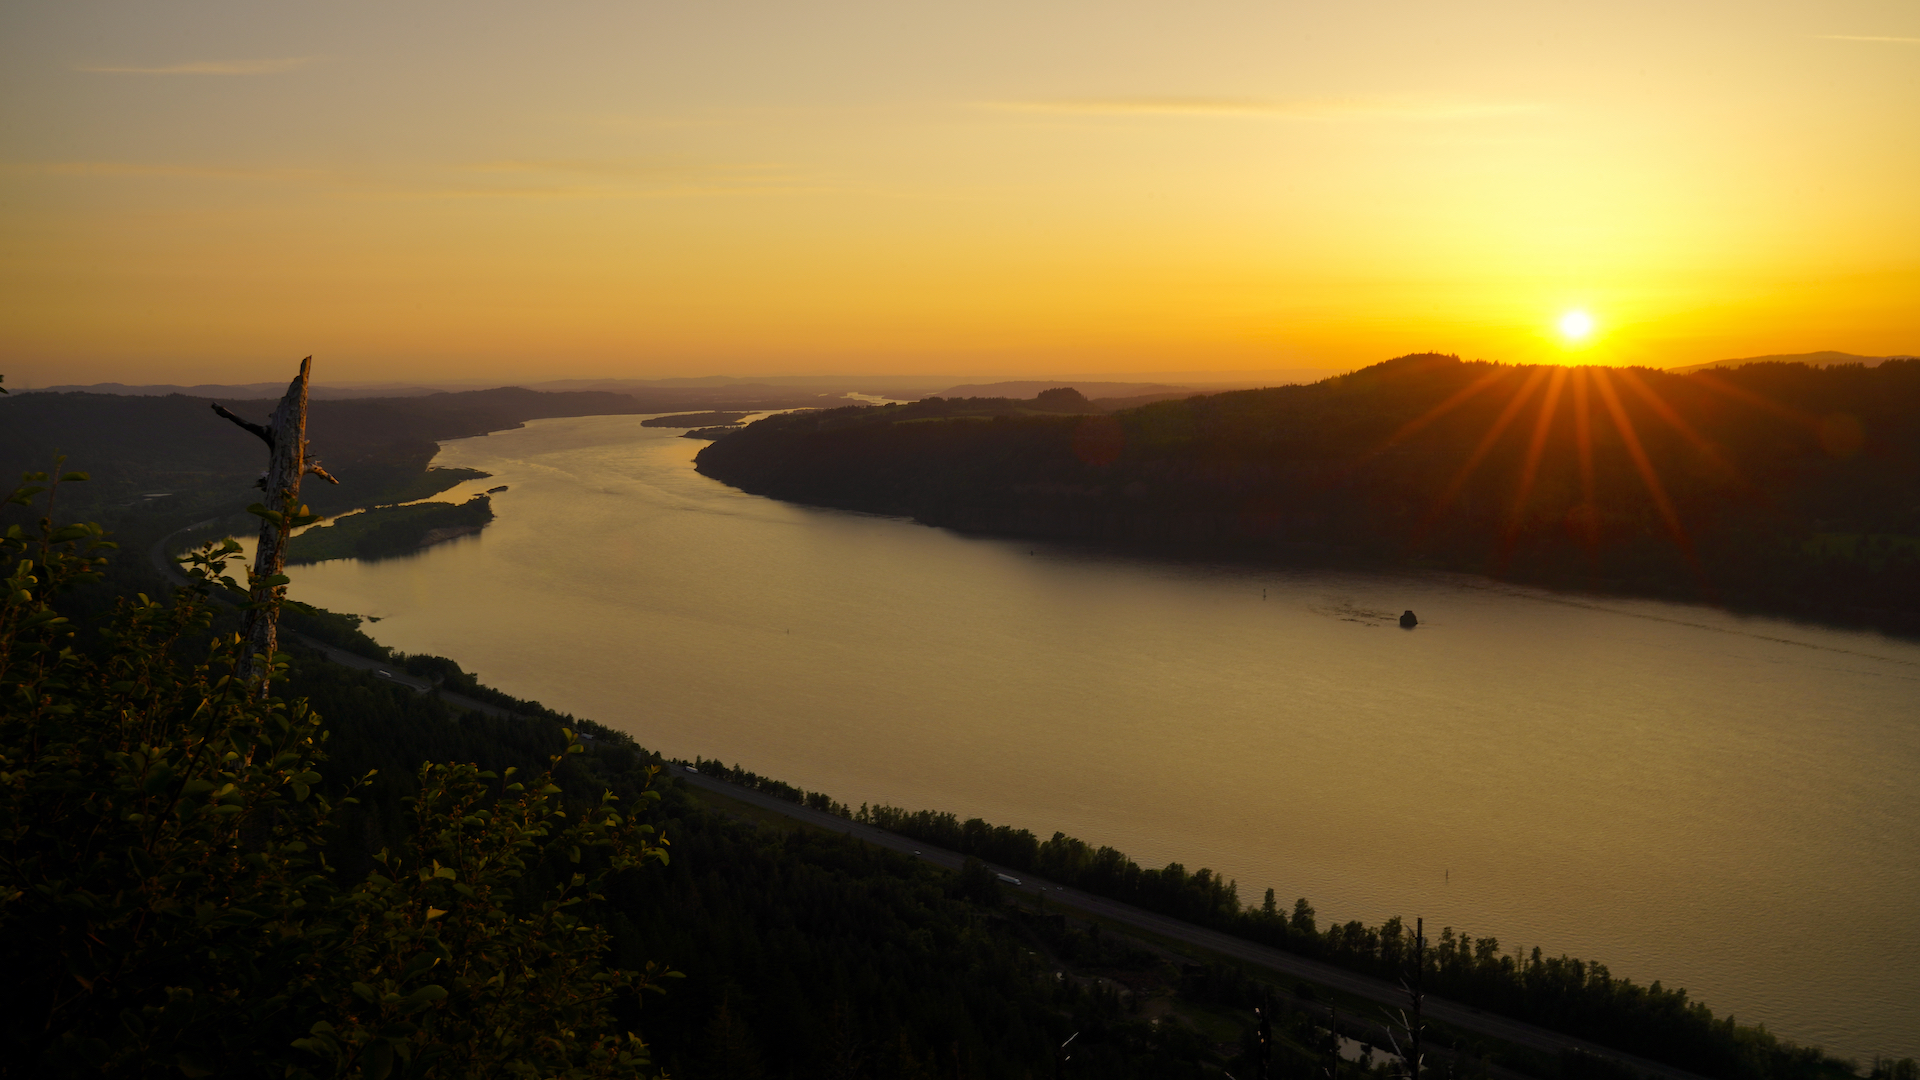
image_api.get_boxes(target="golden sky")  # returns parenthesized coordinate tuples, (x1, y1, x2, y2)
(3, 0, 1916, 386)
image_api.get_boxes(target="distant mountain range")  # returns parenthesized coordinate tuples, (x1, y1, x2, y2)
(1667, 351, 1917, 374)
(14, 370, 1330, 402)
(21, 381, 455, 399)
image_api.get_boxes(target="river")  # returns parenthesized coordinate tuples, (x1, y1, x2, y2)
(272, 413, 1919, 1063)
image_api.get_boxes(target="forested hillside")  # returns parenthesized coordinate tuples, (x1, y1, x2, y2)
(697, 355, 1920, 631)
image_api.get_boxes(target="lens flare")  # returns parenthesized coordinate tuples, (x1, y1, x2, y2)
(1559, 310, 1596, 341)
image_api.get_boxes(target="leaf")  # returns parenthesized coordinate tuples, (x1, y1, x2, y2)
(404, 984, 448, 1013)
(175, 1054, 214, 1078)
(425, 906, 448, 921)
(364, 1040, 395, 1080)
(127, 846, 158, 878)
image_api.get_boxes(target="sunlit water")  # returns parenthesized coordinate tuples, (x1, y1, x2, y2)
(267, 415, 1919, 1063)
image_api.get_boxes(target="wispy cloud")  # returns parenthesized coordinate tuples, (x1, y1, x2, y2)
(1, 157, 821, 198)
(440, 158, 824, 198)
(1817, 35, 1920, 43)
(5, 160, 321, 181)
(979, 97, 1545, 121)
(76, 57, 314, 75)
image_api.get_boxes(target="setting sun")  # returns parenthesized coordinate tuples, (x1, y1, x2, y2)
(1559, 310, 1597, 343)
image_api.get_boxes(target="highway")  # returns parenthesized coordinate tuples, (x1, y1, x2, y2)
(670, 764, 1709, 1080)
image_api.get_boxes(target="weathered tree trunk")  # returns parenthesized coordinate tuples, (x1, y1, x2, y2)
(211, 356, 338, 692)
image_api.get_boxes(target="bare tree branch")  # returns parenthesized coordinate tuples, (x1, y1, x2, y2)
(211, 403, 274, 448)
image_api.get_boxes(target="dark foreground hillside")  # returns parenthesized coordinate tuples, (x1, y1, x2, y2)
(696, 355, 1920, 632)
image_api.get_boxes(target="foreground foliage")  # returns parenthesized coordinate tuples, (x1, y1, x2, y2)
(0, 473, 671, 1077)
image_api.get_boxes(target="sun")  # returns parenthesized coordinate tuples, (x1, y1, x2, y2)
(1559, 309, 1596, 342)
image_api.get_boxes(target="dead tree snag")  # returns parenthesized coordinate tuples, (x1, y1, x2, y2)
(211, 356, 339, 690)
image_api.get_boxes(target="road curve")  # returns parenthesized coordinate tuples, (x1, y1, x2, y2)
(669, 764, 1711, 1080)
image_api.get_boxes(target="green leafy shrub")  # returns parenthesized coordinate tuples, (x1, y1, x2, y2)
(0, 471, 674, 1078)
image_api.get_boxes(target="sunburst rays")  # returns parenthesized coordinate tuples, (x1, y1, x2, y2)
(1588, 367, 1696, 561)
(1369, 364, 1512, 460)
(1369, 358, 1762, 588)
(1500, 365, 1570, 562)
(1426, 365, 1552, 526)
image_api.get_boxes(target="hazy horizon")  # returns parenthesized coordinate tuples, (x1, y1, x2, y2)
(9, 350, 1913, 395)
(3, 366, 1341, 393)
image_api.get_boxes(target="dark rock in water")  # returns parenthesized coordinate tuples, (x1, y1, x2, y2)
(1399, 610, 1418, 629)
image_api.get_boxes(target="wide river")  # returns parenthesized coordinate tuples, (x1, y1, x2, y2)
(278, 414, 1918, 1063)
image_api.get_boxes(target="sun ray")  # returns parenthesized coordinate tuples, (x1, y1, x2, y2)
(1423, 365, 1551, 528)
(1372, 365, 1512, 457)
(1614, 368, 1740, 481)
(1334, 363, 1515, 497)
(1685, 370, 1822, 431)
(1571, 368, 1599, 551)
(1589, 368, 1697, 564)
(1501, 366, 1570, 555)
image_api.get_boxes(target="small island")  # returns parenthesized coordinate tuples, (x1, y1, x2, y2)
(681, 424, 745, 440)
(286, 494, 495, 564)
(642, 410, 749, 428)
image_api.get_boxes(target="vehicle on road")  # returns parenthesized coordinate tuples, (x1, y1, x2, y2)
(996, 873, 1022, 886)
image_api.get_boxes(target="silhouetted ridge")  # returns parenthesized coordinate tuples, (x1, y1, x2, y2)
(697, 353, 1920, 631)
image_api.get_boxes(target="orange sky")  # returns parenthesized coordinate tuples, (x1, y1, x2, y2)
(2, 1, 1916, 386)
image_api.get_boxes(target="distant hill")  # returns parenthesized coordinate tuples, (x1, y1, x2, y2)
(938, 372, 1331, 401)
(20, 379, 868, 407)
(937, 380, 1202, 400)
(698, 353, 1920, 632)
(23, 381, 453, 399)
(1668, 351, 1916, 374)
